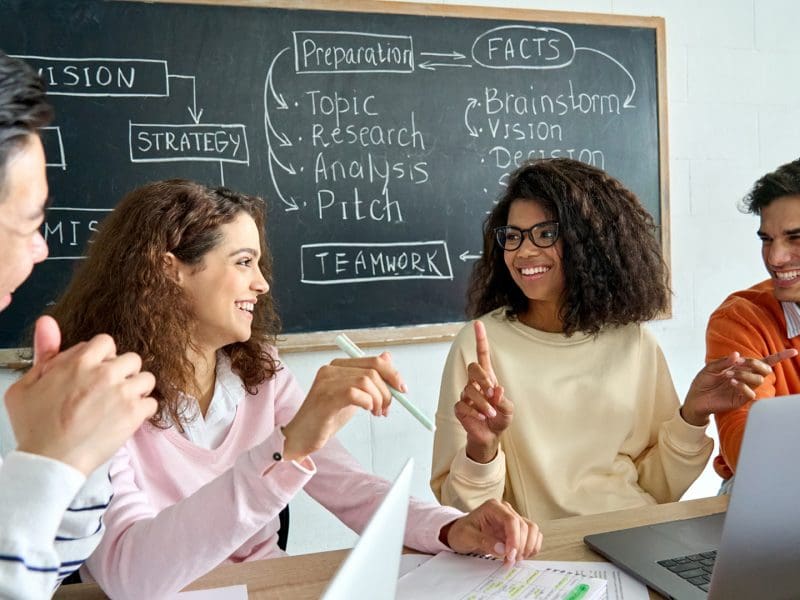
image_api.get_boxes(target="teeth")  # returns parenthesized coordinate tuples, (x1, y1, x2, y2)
(775, 270, 800, 281)
(235, 301, 254, 313)
(520, 266, 549, 276)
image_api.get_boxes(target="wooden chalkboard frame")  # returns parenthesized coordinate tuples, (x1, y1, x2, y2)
(0, 0, 668, 363)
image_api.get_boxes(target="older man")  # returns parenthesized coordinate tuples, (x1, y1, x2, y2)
(0, 51, 156, 598)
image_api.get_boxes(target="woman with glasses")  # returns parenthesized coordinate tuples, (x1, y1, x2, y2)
(431, 158, 790, 521)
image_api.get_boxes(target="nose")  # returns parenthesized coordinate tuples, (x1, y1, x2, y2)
(518, 232, 543, 254)
(252, 268, 269, 295)
(767, 239, 792, 267)
(32, 231, 48, 263)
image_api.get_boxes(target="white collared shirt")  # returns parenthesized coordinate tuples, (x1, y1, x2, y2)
(179, 354, 244, 450)
(782, 301, 800, 339)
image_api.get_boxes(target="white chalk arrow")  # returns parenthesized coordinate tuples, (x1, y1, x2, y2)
(459, 250, 482, 262)
(267, 48, 290, 109)
(419, 50, 466, 60)
(168, 74, 204, 124)
(419, 61, 472, 71)
(464, 98, 479, 137)
(263, 48, 298, 212)
(575, 46, 637, 108)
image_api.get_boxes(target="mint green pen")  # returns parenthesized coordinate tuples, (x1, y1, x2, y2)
(334, 333, 436, 432)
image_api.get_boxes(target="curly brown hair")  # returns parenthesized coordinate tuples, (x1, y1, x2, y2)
(468, 158, 669, 335)
(47, 179, 282, 429)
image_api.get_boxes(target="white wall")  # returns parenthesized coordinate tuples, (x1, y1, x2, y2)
(1, 0, 797, 556)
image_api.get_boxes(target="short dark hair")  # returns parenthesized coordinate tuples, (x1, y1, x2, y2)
(0, 51, 53, 199)
(468, 158, 669, 336)
(743, 158, 800, 215)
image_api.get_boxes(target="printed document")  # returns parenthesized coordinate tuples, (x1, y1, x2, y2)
(397, 552, 607, 600)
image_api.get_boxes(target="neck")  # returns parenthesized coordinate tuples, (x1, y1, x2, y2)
(520, 300, 564, 333)
(187, 344, 218, 417)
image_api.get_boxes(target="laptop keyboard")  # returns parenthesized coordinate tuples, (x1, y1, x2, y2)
(657, 551, 717, 592)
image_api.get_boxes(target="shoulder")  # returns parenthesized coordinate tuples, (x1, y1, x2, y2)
(708, 280, 785, 339)
(711, 280, 779, 320)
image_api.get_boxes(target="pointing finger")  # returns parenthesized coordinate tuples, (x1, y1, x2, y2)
(473, 320, 497, 386)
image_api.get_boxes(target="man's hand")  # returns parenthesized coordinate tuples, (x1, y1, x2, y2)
(682, 349, 798, 425)
(4, 316, 157, 475)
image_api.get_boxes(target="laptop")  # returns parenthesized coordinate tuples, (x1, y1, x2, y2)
(320, 458, 413, 600)
(585, 394, 800, 600)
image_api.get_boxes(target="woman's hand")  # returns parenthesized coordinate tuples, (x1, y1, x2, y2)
(443, 499, 543, 565)
(281, 352, 406, 462)
(454, 321, 514, 463)
(681, 349, 798, 425)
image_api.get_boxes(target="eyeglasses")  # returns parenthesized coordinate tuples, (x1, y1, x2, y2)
(494, 221, 560, 251)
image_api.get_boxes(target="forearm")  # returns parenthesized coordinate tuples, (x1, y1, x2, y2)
(86, 431, 313, 600)
(305, 437, 463, 554)
(0, 452, 85, 600)
(636, 409, 713, 502)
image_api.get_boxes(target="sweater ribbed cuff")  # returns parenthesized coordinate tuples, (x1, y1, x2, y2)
(667, 407, 712, 451)
(452, 445, 506, 485)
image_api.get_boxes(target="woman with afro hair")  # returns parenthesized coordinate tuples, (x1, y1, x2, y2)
(431, 158, 791, 521)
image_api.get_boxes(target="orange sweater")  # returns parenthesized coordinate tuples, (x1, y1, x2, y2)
(706, 280, 800, 479)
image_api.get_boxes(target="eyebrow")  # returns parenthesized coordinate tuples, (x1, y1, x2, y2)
(758, 228, 800, 237)
(228, 247, 260, 257)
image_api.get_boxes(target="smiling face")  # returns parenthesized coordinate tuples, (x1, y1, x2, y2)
(0, 134, 49, 312)
(759, 195, 800, 303)
(173, 212, 269, 355)
(503, 199, 566, 328)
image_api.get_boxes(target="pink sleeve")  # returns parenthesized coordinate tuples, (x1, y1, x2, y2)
(272, 363, 465, 553)
(83, 428, 313, 600)
(305, 438, 464, 554)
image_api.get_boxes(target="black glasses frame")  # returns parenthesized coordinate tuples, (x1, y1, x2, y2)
(494, 221, 560, 251)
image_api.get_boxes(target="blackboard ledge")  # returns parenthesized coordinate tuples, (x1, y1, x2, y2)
(0, 322, 464, 367)
(277, 322, 463, 353)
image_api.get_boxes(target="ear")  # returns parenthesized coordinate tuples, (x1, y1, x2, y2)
(162, 252, 183, 284)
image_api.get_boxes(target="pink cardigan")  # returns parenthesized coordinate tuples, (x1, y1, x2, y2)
(84, 362, 462, 599)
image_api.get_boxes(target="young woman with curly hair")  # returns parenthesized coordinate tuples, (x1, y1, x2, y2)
(47, 179, 542, 599)
(431, 158, 792, 521)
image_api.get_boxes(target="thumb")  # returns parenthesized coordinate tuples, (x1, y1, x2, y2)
(33, 316, 61, 367)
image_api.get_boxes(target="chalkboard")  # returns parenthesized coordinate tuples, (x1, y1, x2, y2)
(0, 0, 668, 354)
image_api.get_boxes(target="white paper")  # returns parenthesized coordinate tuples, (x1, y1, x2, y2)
(524, 561, 648, 600)
(399, 553, 433, 577)
(175, 585, 248, 599)
(397, 553, 607, 600)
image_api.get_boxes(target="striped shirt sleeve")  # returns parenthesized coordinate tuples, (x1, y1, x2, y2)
(0, 451, 110, 599)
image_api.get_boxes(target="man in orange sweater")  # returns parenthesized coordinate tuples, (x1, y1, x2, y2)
(707, 158, 800, 485)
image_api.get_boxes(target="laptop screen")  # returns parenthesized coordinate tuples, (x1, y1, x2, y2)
(320, 458, 413, 600)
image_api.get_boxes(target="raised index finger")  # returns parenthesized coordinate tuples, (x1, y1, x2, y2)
(473, 320, 497, 387)
(763, 348, 798, 367)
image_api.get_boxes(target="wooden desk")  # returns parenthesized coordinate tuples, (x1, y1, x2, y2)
(54, 496, 728, 600)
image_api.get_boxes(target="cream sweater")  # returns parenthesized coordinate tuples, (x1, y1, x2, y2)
(431, 310, 712, 521)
